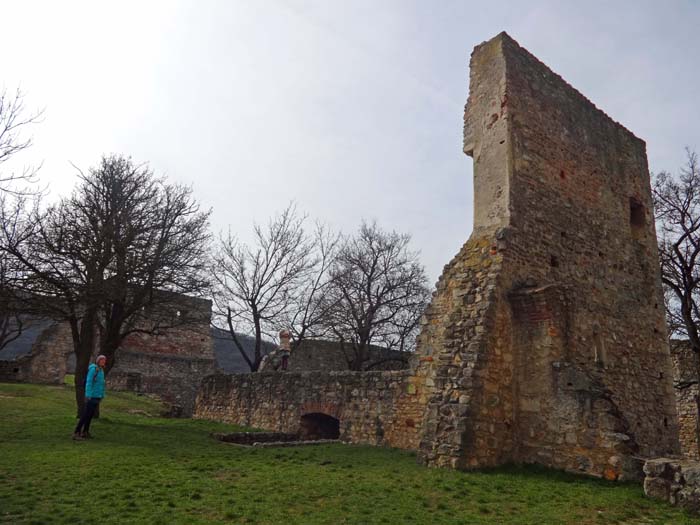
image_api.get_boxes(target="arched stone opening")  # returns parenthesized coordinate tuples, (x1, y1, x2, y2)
(299, 412, 340, 440)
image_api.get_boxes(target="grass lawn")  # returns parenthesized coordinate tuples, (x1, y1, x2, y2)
(0, 382, 695, 524)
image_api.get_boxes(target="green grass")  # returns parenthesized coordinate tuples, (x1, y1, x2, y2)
(0, 382, 694, 525)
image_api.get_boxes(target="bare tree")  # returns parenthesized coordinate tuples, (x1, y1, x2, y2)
(0, 155, 211, 414)
(283, 222, 339, 349)
(324, 221, 430, 370)
(211, 204, 314, 371)
(0, 247, 26, 350)
(0, 88, 43, 348)
(0, 88, 43, 194)
(653, 149, 700, 455)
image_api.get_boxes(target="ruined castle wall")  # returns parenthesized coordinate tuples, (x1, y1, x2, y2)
(0, 322, 74, 384)
(415, 238, 512, 469)
(26, 323, 74, 384)
(194, 370, 426, 450)
(501, 35, 678, 469)
(109, 349, 216, 415)
(107, 297, 217, 416)
(415, 33, 679, 478)
(415, 38, 515, 469)
(670, 341, 700, 459)
(0, 356, 32, 382)
(287, 340, 409, 372)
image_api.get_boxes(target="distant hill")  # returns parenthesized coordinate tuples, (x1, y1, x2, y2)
(210, 327, 276, 373)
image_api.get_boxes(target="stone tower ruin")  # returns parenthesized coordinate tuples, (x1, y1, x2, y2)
(194, 32, 682, 480)
(415, 32, 680, 478)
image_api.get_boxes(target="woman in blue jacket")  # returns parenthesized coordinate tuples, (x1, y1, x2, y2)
(73, 355, 107, 440)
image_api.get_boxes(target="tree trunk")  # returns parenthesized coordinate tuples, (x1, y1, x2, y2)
(100, 333, 121, 375)
(252, 313, 262, 372)
(73, 311, 97, 417)
(350, 341, 369, 371)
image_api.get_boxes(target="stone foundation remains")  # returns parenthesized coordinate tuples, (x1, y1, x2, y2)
(643, 458, 700, 513)
(195, 32, 681, 481)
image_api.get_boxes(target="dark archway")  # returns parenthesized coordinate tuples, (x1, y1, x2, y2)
(299, 412, 340, 440)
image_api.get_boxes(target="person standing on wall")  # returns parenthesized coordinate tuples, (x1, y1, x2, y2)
(72, 355, 107, 440)
(279, 330, 292, 371)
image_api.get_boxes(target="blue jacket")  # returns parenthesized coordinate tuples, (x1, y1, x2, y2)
(85, 363, 105, 399)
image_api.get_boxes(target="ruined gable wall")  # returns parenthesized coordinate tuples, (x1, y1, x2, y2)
(500, 34, 679, 473)
(416, 35, 515, 469)
(414, 33, 679, 477)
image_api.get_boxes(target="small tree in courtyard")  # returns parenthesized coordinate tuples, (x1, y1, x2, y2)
(211, 204, 314, 371)
(0, 155, 211, 414)
(323, 221, 430, 370)
(281, 222, 340, 350)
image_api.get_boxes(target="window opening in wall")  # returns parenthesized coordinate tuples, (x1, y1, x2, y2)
(630, 197, 646, 235)
(550, 255, 559, 268)
(663, 417, 668, 428)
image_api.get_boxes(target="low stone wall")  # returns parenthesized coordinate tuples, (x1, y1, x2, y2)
(194, 370, 427, 450)
(643, 458, 700, 514)
(0, 356, 32, 382)
(109, 349, 217, 416)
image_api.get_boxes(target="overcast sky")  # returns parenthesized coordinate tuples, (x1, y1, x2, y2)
(2, 0, 698, 283)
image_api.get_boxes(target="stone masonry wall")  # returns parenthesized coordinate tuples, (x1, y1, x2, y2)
(109, 349, 216, 416)
(414, 32, 679, 478)
(0, 322, 74, 384)
(0, 356, 32, 382)
(194, 370, 427, 450)
(107, 297, 217, 416)
(670, 341, 700, 460)
(193, 33, 679, 479)
(503, 32, 678, 469)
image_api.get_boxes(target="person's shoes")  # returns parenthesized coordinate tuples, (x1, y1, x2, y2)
(81, 431, 92, 439)
(72, 432, 84, 441)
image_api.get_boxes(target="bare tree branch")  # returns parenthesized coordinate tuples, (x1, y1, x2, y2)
(0, 87, 44, 195)
(211, 204, 314, 371)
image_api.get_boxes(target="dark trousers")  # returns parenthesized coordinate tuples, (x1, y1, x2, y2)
(74, 398, 101, 434)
